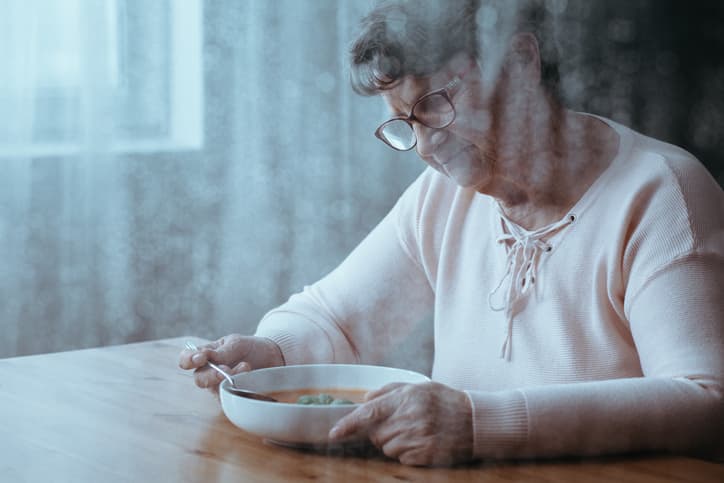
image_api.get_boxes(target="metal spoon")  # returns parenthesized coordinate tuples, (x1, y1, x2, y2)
(184, 341, 278, 402)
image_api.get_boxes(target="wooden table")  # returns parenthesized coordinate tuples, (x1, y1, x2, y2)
(1, 337, 721, 482)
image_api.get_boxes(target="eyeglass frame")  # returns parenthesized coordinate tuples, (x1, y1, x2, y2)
(374, 76, 461, 151)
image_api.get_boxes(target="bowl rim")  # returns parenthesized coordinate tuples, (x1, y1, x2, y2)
(219, 363, 431, 407)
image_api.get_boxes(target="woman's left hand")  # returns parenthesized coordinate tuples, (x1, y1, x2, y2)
(328, 381, 474, 466)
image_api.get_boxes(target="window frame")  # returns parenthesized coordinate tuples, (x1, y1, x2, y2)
(0, 0, 203, 158)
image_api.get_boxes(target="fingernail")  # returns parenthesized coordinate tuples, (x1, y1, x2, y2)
(192, 353, 205, 364)
(328, 426, 340, 439)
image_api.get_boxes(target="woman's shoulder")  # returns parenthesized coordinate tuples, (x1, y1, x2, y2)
(606, 118, 721, 198)
(625, 126, 722, 239)
(595, 118, 723, 269)
(582, 118, 723, 311)
(584, 117, 722, 231)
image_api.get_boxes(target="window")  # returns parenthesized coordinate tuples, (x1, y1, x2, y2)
(0, 0, 203, 157)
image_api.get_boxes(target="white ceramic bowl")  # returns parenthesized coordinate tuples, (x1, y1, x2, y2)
(219, 364, 430, 445)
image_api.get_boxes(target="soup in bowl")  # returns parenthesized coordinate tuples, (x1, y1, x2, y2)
(219, 364, 430, 445)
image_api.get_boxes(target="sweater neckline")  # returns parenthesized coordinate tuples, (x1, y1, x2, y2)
(564, 113, 633, 221)
(486, 114, 633, 361)
(491, 113, 633, 243)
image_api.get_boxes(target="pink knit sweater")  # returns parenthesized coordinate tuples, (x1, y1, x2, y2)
(255, 117, 724, 460)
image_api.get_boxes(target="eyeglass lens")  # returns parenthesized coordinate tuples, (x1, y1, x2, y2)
(379, 92, 455, 150)
(412, 93, 455, 127)
(381, 120, 416, 150)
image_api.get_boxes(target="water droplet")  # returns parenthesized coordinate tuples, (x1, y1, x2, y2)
(546, 0, 568, 15)
(477, 5, 498, 31)
(655, 52, 679, 76)
(608, 19, 635, 43)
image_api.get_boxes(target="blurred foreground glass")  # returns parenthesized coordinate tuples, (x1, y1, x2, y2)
(374, 77, 460, 151)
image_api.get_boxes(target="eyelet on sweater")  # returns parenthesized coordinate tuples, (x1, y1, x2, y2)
(545, 245, 553, 252)
(569, 214, 576, 222)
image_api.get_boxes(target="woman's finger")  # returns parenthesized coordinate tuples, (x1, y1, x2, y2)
(179, 349, 212, 369)
(206, 335, 249, 366)
(364, 382, 407, 401)
(379, 434, 417, 461)
(367, 420, 404, 450)
(178, 338, 224, 369)
(397, 447, 431, 467)
(230, 361, 251, 374)
(193, 365, 224, 389)
(329, 393, 396, 441)
(178, 349, 197, 369)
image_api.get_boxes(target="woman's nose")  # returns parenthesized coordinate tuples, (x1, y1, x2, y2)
(414, 123, 447, 157)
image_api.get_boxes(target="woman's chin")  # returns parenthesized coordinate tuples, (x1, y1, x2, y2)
(444, 163, 488, 191)
(437, 144, 491, 191)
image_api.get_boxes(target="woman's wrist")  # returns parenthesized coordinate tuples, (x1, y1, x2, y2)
(261, 337, 286, 367)
(465, 389, 529, 459)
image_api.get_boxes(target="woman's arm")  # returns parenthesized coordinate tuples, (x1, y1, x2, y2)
(467, 255, 724, 460)
(255, 177, 435, 366)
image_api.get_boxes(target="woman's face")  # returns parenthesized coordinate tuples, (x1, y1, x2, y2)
(379, 54, 533, 195)
(379, 65, 501, 191)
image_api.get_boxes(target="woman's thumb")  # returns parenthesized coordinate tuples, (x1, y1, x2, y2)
(230, 361, 251, 374)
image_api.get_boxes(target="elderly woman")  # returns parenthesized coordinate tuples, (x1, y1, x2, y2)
(180, 0, 723, 466)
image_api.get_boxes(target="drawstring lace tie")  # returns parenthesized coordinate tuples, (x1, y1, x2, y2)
(488, 205, 575, 361)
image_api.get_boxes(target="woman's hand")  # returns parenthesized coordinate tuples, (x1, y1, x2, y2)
(178, 334, 284, 393)
(328, 381, 474, 466)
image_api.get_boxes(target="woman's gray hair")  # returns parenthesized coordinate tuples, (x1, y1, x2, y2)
(349, 0, 481, 95)
(349, 0, 562, 100)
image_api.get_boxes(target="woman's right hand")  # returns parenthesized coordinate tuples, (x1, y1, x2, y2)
(178, 334, 285, 393)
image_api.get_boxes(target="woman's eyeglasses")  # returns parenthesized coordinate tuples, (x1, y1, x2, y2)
(375, 77, 460, 151)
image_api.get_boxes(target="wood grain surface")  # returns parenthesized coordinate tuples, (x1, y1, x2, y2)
(1, 337, 721, 482)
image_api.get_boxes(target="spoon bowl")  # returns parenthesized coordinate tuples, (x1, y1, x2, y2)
(223, 385, 278, 402)
(184, 340, 278, 402)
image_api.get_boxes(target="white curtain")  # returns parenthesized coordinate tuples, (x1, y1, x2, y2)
(1, 0, 134, 354)
(0, 0, 424, 358)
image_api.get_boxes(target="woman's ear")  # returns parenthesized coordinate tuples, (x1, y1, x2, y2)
(505, 32, 541, 87)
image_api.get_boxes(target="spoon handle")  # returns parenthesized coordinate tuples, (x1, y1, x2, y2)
(206, 361, 235, 386)
(185, 341, 235, 386)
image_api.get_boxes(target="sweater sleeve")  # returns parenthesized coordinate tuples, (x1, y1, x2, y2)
(466, 254, 724, 460)
(254, 174, 434, 365)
